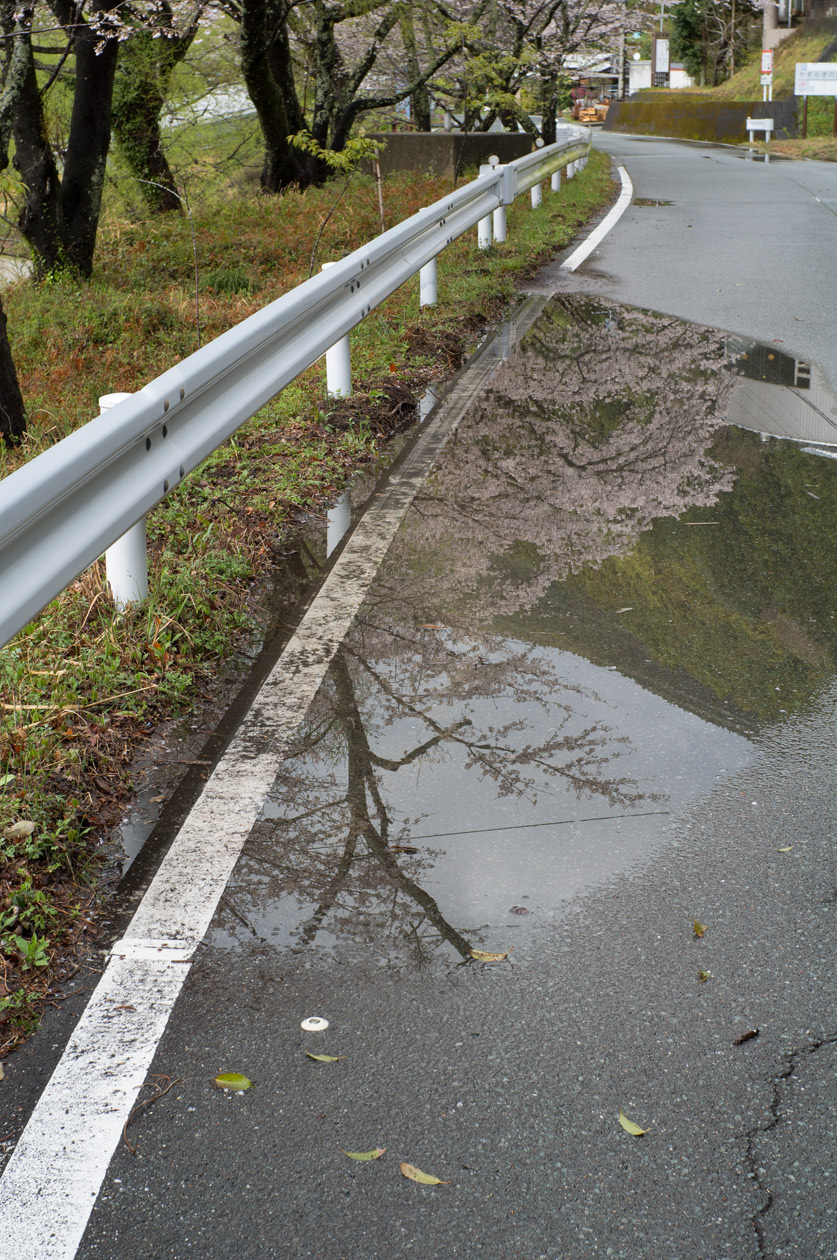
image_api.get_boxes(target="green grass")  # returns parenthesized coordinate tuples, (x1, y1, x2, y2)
(0, 147, 613, 1053)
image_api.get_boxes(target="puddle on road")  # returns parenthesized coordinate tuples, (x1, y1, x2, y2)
(208, 296, 837, 971)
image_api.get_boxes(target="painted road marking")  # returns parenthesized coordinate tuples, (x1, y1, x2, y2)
(561, 164, 633, 272)
(0, 297, 549, 1260)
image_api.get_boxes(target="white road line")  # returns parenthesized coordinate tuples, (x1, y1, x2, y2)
(561, 164, 633, 272)
(0, 299, 547, 1260)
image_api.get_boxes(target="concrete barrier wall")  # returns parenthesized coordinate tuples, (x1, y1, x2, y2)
(364, 132, 533, 179)
(602, 96, 797, 143)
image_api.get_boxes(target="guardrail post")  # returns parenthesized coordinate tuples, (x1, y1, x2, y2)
(100, 393, 149, 610)
(321, 263, 352, 397)
(551, 170, 561, 192)
(477, 162, 494, 249)
(530, 182, 543, 208)
(420, 257, 438, 306)
(326, 489, 351, 556)
(567, 161, 576, 179)
(492, 206, 507, 243)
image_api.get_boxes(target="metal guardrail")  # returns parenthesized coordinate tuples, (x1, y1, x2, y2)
(0, 128, 590, 649)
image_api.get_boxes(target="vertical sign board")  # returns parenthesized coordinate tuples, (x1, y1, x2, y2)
(761, 49, 774, 100)
(761, 49, 774, 84)
(651, 36, 670, 87)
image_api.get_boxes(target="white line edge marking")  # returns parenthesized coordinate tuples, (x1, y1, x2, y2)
(561, 164, 633, 272)
(0, 298, 548, 1260)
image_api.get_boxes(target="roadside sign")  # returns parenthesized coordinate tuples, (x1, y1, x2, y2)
(761, 50, 774, 75)
(653, 37, 670, 74)
(760, 73, 773, 86)
(795, 62, 837, 95)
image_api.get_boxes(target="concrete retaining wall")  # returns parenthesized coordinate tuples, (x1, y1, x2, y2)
(364, 132, 533, 179)
(602, 96, 798, 143)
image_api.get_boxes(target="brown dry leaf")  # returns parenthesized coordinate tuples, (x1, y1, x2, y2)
(618, 1110, 648, 1136)
(692, 920, 707, 939)
(400, 1162, 449, 1185)
(470, 947, 513, 962)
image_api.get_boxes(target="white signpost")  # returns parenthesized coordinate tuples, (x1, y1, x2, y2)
(794, 63, 837, 138)
(761, 49, 774, 101)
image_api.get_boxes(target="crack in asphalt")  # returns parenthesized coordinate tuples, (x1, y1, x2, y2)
(745, 1030, 837, 1258)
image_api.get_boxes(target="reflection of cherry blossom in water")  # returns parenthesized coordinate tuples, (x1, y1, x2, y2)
(396, 298, 735, 621)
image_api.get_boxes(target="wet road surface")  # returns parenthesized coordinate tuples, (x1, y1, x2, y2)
(3, 139, 837, 1258)
(543, 132, 837, 394)
(67, 293, 837, 1260)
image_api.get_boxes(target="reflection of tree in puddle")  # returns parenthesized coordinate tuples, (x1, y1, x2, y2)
(397, 297, 735, 623)
(220, 607, 654, 971)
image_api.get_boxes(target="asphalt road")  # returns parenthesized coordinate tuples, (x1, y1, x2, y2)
(3, 136, 837, 1260)
(547, 132, 837, 393)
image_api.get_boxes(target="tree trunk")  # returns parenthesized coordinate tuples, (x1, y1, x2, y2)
(0, 293, 25, 443)
(12, 33, 66, 277)
(13, 5, 119, 278)
(61, 26, 119, 276)
(240, 0, 312, 190)
(112, 29, 183, 213)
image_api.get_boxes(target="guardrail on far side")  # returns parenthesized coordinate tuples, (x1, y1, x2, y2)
(0, 128, 591, 650)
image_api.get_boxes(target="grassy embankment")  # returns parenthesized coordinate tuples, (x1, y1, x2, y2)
(641, 25, 837, 159)
(0, 140, 614, 1055)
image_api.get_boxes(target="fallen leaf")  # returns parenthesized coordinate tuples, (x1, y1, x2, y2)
(0, 1061, 4, 1080)
(733, 1029, 759, 1046)
(343, 1147, 386, 1161)
(400, 1162, 449, 1184)
(214, 1072, 252, 1091)
(776, 845, 793, 853)
(698, 970, 712, 984)
(3, 820, 36, 840)
(615, 606, 634, 613)
(306, 1053, 345, 1063)
(470, 947, 513, 962)
(692, 920, 707, 939)
(618, 1110, 648, 1136)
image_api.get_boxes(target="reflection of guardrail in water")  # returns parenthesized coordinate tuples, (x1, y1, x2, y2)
(0, 129, 590, 648)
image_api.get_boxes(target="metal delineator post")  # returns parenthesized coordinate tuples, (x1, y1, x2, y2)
(530, 182, 543, 208)
(420, 256, 438, 306)
(321, 262, 352, 397)
(551, 170, 561, 192)
(100, 393, 149, 610)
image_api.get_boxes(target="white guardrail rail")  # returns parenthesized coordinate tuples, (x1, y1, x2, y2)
(0, 127, 590, 649)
